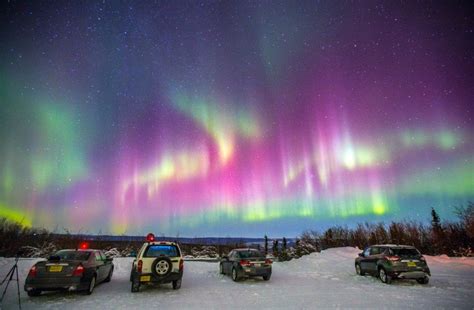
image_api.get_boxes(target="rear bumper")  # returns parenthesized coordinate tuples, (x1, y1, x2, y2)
(133, 270, 183, 284)
(24, 276, 89, 292)
(239, 266, 272, 277)
(388, 269, 430, 279)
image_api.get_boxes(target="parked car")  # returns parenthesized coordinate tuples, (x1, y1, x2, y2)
(355, 244, 431, 284)
(24, 247, 114, 296)
(220, 248, 272, 282)
(130, 233, 183, 292)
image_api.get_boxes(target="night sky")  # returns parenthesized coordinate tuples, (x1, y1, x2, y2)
(0, 1, 473, 237)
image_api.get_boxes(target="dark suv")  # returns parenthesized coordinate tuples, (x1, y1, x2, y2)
(355, 244, 430, 284)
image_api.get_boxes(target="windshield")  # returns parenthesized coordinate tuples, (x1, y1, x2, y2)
(238, 250, 265, 259)
(54, 250, 91, 261)
(145, 245, 179, 257)
(389, 248, 420, 257)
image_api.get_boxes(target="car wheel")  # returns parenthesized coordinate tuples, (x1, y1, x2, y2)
(131, 279, 140, 293)
(172, 278, 182, 290)
(219, 263, 224, 274)
(85, 275, 96, 295)
(231, 267, 239, 282)
(151, 257, 173, 278)
(27, 289, 41, 297)
(130, 263, 135, 282)
(416, 277, 429, 285)
(378, 268, 391, 284)
(355, 264, 365, 276)
(262, 274, 271, 281)
(104, 266, 114, 283)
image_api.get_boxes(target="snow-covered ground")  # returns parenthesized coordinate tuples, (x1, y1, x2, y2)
(1, 247, 473, 309)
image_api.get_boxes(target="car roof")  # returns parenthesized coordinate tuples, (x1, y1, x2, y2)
(372, 244, 416, 249)
(148, 241, 178, 246)
(234, 248, 260, 252)
(57, 249, 98, 252)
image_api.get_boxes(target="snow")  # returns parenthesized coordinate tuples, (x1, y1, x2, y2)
(1, 247, 473, 309)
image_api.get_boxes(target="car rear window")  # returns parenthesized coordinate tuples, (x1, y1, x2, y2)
(145, 245, 179, 257)
(238, 250, 265, 259)
(54, 250, 91, 261)
(389, 248, 420, 256)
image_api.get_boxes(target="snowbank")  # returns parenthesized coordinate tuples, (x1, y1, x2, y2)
(0, 247, 472, 309)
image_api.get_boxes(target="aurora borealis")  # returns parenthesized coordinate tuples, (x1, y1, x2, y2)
(0, 1, 472, 237)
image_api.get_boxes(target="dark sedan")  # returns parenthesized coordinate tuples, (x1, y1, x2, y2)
(24, 249, 114, 296)
(220, 248, 272, 282)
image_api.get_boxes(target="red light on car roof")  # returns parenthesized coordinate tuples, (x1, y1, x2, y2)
(79, 242, 89, 249)
(146, 233, 155, 242)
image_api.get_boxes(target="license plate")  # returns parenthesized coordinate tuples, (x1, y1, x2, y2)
(407, 262, 416, 267)
(49, 265, 63, 272)
(140, 275, 151, 282)
(254, 263, 261, 267)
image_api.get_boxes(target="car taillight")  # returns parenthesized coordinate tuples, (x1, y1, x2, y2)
(179, 259, 184, 272)
(28, 265, 37, 277)
(387, 256, 400, 262)
(420, 256, 426, 262)
(73, 264, 84, 277)
(137, 260, 143, 273)
(265, 259, 273, 265)
(239, 260, 253, 267)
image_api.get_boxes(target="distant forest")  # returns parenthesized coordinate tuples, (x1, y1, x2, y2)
(0, 202, 472, 259)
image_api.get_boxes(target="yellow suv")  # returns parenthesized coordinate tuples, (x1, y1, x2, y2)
(130, 234, 184, 292)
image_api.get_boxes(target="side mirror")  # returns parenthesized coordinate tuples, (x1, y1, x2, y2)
(222, 255, 229, 261)
(358, 253, 364, 258)
(106, 257, 113, 262)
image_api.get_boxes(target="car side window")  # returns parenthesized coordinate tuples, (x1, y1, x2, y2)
(95, 252, 103, 261)
(370, 247, 380, 255)
(100, 251, 107, 261)
(363, 248, 371, 257)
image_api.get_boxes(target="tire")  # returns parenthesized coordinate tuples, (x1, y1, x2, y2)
(263, 274, 271, 281)
(219, 263, 224, 274)
(172, 278, 182, 290)
(416, 277, 429, 285)
(130, 263, 134, 282)
(104, 266, 114, 283)
(151, 257, 173, 278)
(231, 267, 240, 282)
(131, 279, 140, 293)
(378, 268, 391, 284)
(355, 264, 365, 276)
(27, 289, 41, 297)
(85, 275, 96, 295)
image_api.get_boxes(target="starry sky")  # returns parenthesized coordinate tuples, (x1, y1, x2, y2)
(0, 1, 473, 237)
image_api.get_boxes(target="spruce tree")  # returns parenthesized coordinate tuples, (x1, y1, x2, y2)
(431, 208, 445, 254)
(431, 208, 441, 230)
(264, 235, 268, 255)
(272, 239, 279, 257)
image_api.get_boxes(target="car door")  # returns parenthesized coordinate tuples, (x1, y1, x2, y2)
(359, 247, 372, 271)
(367, 247, 381, 273)
(100, 251, 112, 277)
(223, 251, 233, 274)
(94, 251, 106, 281)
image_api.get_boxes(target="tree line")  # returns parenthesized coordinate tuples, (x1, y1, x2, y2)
(269, 202, 473, 261)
